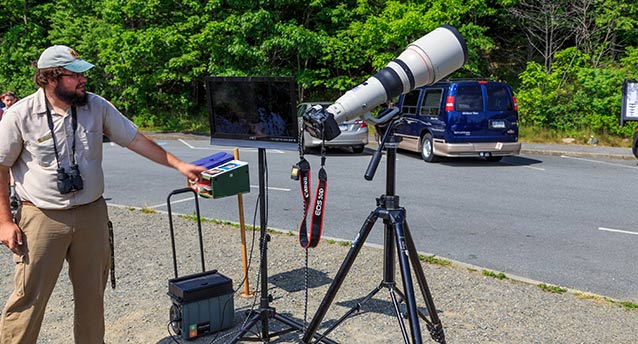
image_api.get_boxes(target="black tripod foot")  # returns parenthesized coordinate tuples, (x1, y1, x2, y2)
(228, 307, 337, 344)
(427, 322, 446, 344)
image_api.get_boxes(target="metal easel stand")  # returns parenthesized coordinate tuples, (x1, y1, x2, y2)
(227, 148, 336, 344)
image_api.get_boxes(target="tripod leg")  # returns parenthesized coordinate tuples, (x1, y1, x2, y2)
(301, 211, 379, 343)
(392, 216, 423, 344)
(404, 221, 445, 343)
(314, 284, 384, 343)
(227, 311, 263, 343)
(388, 286, 411, 344)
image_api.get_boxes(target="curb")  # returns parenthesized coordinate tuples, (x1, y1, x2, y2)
(520, 148, 634, 161)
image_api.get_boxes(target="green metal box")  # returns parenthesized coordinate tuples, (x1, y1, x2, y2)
(199, 160, 250, 199)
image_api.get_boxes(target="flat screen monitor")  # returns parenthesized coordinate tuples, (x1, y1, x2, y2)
(206, 76, 299, 150)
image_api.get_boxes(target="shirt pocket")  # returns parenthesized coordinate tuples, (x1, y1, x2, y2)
(26, 140, 56, 167)
(78, 130, 103, 161)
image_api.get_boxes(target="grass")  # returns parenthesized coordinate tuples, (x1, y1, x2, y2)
(573, 292, 638, 311)
(519, 126, 632, 147)
(617, 301, 638, 311)
(482, 270, 508, 280)
(140, 206, 157, 214)
(177, 213, 258, 231)
(418, 255, 451, 266)
(538, 283, 567, 294)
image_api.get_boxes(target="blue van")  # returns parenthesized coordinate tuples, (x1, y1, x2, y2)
(392, 79, 521, 162)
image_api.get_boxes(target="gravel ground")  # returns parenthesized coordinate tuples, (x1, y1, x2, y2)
(1, 205, 637, 343)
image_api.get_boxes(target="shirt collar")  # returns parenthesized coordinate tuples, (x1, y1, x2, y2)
(33, 88, 48, 116)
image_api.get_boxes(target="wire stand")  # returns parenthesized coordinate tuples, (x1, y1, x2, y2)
(301, 123, 445, 344)
(228, 148, 336, 344)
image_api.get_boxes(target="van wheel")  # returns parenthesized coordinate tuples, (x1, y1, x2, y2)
(421, 133, 438, 162)
(352, 145, 365, 154)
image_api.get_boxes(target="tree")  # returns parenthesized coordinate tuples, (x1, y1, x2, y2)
(509, 0, 574, 74)
(572, 0, 637, 68)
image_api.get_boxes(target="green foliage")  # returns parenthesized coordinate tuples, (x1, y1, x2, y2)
(518, 45, 638, 139)
(0, 0, 636, 138)
(538, 283, 567, 294)
(482, 270, 507, 280)
(418, 255, 451, 266)
(617, 301, 638, 311)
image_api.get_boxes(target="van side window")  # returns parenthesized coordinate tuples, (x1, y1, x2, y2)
(402, 89, 421, 115)
(420, 89, 442, 117)
(455, 85, 483, 111)
(486, 85, 513, 111)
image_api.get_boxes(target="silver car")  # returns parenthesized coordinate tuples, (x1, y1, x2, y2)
(297, 102, 369, 153)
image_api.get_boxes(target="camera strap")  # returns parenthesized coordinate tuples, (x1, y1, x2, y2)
(45, 103, 78, 169)
(108, 220, 116, 289)
(293, 134, 328, 249)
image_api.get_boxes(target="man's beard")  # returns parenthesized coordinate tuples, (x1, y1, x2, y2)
(54, 83, 88, 106)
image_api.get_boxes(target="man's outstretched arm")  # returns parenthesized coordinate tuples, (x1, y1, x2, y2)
(126, 132, 206, 180)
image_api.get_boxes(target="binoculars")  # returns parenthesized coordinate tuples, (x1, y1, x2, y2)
(57, 164, 84, 194)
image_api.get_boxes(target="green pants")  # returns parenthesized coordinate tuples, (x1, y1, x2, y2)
(0, 198, 110, 344)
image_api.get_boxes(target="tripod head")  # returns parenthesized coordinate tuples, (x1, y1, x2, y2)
(365, 107, 403, 181)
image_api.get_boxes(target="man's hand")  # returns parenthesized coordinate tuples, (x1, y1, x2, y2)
(0, 165, 21, 254)
(177, 161, 207, 181)
(0, 221, 23, 255)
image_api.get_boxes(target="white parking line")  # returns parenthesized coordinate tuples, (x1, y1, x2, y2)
(561, 155, 638, 169)
(144, 197, 192, 209)
(178, 139, 286, 154)
(598, 227, 638, 236)
(250, 185, 291, 192)
(178, 139, 217, 150)
(178, 139, 196, 149)
(501, 161, 545, 171)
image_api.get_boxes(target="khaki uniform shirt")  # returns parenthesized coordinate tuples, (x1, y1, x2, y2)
(0, 88, 138, 209)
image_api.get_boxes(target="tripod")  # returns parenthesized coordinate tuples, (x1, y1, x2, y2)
(301, 120, 445, 344)
(228, 148, 336, 343)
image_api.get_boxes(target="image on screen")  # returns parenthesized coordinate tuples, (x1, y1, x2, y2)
(206, 76, 299, 150)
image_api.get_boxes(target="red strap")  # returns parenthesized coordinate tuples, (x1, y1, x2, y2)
(297, 161, 326, 248)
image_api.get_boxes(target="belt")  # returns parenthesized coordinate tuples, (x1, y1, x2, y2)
(20, 198, 102, 209)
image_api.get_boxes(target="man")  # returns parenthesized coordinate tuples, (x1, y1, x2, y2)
(0, 45, 206, 343)
(0, 91, 20, 212)
(0, 92, 18, 111)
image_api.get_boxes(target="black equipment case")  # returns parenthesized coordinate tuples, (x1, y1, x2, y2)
(166, 188, 234, 340)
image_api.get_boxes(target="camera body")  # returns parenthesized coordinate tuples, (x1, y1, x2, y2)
(57, 164, 84, 194)
(302, 104, 341, 141)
